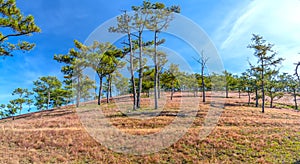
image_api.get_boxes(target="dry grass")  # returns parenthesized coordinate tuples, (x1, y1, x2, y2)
(0, 92, 299, 163)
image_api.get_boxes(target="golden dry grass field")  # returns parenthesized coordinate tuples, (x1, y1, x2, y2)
(0, 92, 299, 163)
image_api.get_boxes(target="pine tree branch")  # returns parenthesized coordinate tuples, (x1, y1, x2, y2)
(0, 31, 31, 42)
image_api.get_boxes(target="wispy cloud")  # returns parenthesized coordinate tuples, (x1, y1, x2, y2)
(214, 0, 300, 74)
(220, 1, 262, 49)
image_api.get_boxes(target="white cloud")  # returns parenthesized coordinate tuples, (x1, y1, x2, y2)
(214, 0, 300, 74)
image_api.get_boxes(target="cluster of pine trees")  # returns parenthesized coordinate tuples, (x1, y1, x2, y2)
(0, 0, 299, 119)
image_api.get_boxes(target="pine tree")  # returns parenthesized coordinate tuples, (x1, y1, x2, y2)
(265, 70, 284, 108)
(0, 0, 40, 57)
(223, 70, 236, 98)
(11, 88, 33, 114)
(132, 1, 154, 108)
(6, 101, 17, 119)
(54, 40, 91, 107)
(145, 2, 180, 109)
(144, 48, 168, 99)
(33, 76, 67, 110)
(248, 34, 284, 113)
(85, 41, 124, 105)
(161, 64, 180, 100)
(109, 11, 137, 110)
(0, 104, 6, 118)
(286, 74, 299, 110)
(241, 70, 255, 106)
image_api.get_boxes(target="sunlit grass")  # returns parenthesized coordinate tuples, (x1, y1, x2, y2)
(0, 93, 299, 163)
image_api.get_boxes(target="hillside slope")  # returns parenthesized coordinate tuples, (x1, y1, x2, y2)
(0, 94, 300, 163)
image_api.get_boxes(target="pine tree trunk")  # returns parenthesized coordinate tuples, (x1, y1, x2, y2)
(270, 95, 274, 108)
(106, 82, 110, 104)
(293, 89, 298, 110)
(171, 87, 174, 100)
(94, 87, 97, 100)
(154, 31, 159, 110)
(247, 90, 251, 106)
(261, 61, 265, 113)
(128, 33, 137, 110)
(158, 73, 161, 99)
(98, 77, 103, 105)
(226, 84, 229, 98)
(137, 32, 143, 109)
(19, 103, 22, 115)
(270, 93, 273, 108)
(170, 81, 174, 100)
(109, 75, 112, 98)
(76, 76, 81, 108)
(255, 86, 258, 107)
(47, 91, 50, 110)
(107, 75, 111, 104)
(201, 66, 205, 102)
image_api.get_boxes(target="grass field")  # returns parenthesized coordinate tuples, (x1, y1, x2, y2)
(0, 92, 299, 163)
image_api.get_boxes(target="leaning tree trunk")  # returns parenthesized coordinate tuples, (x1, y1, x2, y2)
(296, 62, 300, 82)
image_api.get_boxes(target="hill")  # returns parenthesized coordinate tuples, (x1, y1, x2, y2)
(0, 92, 299, 163)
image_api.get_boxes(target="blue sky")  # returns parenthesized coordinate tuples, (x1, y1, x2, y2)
(0, 0, 299, 105)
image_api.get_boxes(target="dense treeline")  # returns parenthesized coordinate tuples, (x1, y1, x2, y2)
(0, 0, 299, 120)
